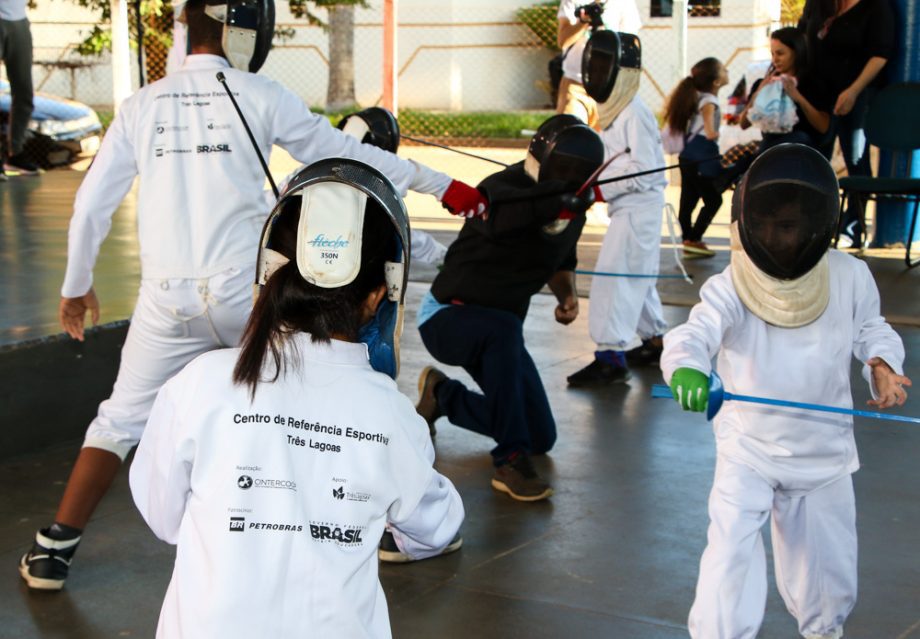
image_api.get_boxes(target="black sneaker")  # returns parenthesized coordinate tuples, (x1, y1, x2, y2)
(625, 337, 664, 366)
(416, 365, 447, 436)
(4, 152, 41, 176)
(378, 530, 463, 563)
(491, 453, 553, 502)
(19, 529, 81, 590)
(566, 358, 631, 386)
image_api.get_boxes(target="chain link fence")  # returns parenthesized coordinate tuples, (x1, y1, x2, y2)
(16, 0, 803, 160)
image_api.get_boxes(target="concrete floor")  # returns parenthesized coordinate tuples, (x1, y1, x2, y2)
(1, 163, 919, 638)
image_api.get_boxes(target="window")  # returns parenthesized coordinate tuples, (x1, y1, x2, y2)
(650, 0, 721, 18)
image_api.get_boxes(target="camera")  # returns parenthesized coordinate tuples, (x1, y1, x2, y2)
(575, 1, 606, 29)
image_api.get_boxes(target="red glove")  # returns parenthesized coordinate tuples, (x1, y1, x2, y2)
(441, 180, 488, 219)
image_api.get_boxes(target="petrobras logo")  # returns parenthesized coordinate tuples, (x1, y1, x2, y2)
(229, 516, 245, 532)
(197, 143, 232, 154)
(309, 521, 365, 546)
(307, 234, 349, 250)
(248, 522, 303, 532)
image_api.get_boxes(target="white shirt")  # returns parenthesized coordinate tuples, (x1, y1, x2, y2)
(688, 92, 720, 138)
(130, 334, 464, 639)
(661, 250, 905, 493)
(558, 0, 642, 82)
(0, 0, 27, 21)
(62, 55, 451, 297)
(598, 96, 667, 205)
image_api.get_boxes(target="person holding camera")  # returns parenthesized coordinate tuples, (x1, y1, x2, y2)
(556, 0, 641, 129)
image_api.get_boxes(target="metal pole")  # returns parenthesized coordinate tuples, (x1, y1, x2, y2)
(135, 0, 146, 87)
(383, 0, 398, 116)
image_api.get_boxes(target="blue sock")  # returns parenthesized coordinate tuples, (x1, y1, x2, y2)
(595, 349, 626, 368)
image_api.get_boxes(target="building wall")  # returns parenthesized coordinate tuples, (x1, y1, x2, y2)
(20, 0, 780, 115)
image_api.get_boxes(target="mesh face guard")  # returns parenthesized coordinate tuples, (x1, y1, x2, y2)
(586, 31, 642, 129)
(731, 144, 839, 280)
(524, 114, 604, 187)
(337, 107, 401, 153)
(205, 0, 275, 72)
(255, 158, 410, 377)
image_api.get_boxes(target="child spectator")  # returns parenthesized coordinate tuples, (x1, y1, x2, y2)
(664, 58, 730, 258)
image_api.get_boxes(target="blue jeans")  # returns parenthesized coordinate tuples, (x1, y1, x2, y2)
(419, 304, 557, 465)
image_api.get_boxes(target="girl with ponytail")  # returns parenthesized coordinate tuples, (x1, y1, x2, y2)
(130, 161, 464, 639)
(664, 57, 729, 258)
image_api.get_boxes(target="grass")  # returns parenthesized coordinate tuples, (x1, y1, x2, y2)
(311, 107, 556, 139)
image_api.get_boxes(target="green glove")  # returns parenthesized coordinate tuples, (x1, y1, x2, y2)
(670, 367, 709, 412)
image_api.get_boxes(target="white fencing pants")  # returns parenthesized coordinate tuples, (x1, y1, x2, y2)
(588, 194, 668, 351)
(689, 457, 857, 639)
(83, 266, 254, 459)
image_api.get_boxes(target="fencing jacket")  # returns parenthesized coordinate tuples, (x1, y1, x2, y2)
(430, 162, 582, 320)
(130, 334, 464, 639)
(661, 250, 905, 494)
(598, 96, 667, 208)
(62, 54, 451, 297)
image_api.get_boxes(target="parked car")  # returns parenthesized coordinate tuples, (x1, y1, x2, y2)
(0, 81, 102, 168)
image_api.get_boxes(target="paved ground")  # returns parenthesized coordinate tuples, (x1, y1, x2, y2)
(1, 154, 919, 638)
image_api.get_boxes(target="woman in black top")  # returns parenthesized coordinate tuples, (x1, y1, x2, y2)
(800, 0, 896, 247)
(740, 27, 834, 153)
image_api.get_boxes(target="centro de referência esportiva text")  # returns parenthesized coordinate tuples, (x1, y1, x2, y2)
(233, 413, 391, 451)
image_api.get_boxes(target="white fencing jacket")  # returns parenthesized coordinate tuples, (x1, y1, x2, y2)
(63, 54, 451, 297)
(130, 334, 464, 639)
(661, 250, 905, 493)
(598, 97, 667, 209)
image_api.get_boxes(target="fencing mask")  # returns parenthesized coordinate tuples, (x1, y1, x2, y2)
(337, 107, 401, 153)
(204, 0, 275, 72)
(524, 114, 604, 188)
(730, 143, 840, 327)
(256, 158, 411, 378)
(583, 30, 642, 130)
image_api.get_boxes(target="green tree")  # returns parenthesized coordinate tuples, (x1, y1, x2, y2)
(71, 0, 368, 109)
(70, 0, 172, 82)
(289, 0, 368, 110)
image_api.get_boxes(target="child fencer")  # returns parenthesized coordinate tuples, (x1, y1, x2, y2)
(566, 31, 669, 386)
(661, 144, 911, 639)
(129, 159, 464, 638)
(275, 107, 450, 268)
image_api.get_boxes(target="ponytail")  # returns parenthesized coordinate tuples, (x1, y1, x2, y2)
(663, 57, 724, 133)
(664, 76, 699, 133)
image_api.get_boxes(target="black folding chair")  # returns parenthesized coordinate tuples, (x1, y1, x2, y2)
(838, 82, 920, 268)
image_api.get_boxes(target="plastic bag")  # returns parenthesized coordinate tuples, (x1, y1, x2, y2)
(748, 77, 798, 134)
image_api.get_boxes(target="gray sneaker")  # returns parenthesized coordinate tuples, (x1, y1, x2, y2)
(491, 453, 553, 502)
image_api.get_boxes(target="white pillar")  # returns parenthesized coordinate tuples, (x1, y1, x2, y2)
(673, 0, 689, 85)
(111, 0, 133, 111)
